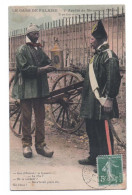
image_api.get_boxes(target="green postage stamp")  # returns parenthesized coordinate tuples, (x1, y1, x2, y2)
(9, 4, 126, 190)
(97, 155, 123, 186)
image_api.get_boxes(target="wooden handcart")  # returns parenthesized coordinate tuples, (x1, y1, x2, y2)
(9, 71, 84, 138)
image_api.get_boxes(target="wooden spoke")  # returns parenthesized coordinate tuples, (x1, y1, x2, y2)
(69, 76, 73, 85)
(10, 107, 20, 118)
(52, 104, 62, 114)
(13, 111, 21, 129)
(56, 107, 63, 123)
(68, 108, 79, 123)
(68, 102, 81, 104)
(9, 74, 35, 138)
(69, 93, 81, 101)
(63, 75, 67, 87)
(65, 108, 70, 126)
(18, 120, 22, 135)
(61, 110, 66, 128)
(50, 72, 84, 133)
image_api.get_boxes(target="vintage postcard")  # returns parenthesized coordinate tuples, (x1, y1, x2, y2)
(9, 5, 126, 190)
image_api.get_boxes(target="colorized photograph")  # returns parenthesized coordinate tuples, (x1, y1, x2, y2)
(9, 5, 126, 190)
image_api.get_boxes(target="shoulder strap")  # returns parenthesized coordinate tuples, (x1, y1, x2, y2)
(89, 56, 99, 91)
(103, 49, 113, 63)
(89, 56, 107, 106)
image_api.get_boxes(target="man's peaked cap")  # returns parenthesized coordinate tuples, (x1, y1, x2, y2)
(91, 20, 107, 39)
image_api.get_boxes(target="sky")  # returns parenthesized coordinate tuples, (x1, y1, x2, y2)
(9, 5, 124, 32)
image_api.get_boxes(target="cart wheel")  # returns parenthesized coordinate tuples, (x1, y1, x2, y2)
(9, 74, 35, 138)
(50, 72, 84, 133)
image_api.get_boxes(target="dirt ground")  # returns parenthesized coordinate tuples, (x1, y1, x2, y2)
(9, 71, 126, 190)
(10, 109, 126, 191)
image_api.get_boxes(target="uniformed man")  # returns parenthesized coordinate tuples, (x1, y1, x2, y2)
(71, 20, 121, 166)
(12, 24, 56, 158)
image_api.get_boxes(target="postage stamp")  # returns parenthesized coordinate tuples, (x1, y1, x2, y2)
(82, 165, 108, 189)
(97, 155, 123, 186)
(9, 4, 126, 190)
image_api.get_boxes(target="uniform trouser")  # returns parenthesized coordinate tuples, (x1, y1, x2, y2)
(20, 98, 45, 148)
(85, 119, 114, 162)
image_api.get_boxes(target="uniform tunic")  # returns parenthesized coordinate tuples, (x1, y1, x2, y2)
(79, 43, 121, 160)
(80, 44, 120, 120)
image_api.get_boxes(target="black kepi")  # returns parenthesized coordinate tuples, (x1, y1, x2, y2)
(91, 20, 107, 39)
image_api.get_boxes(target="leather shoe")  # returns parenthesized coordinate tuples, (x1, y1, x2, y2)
(93, 168, 97, 173)
(23, 146, 32, 158)
(36, 146, 54, 158)
(78, 158, 96, 166)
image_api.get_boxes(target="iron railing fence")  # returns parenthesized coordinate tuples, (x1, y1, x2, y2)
(9, 7, 125, 69)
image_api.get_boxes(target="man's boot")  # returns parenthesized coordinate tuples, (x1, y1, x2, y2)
(36, 145, 54, 158)
(23, 146, 32, 158)
(78, 157, 96, 166)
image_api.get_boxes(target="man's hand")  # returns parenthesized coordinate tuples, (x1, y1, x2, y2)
(103, 99, 113, 113)
(69, 65, 81, 73)
(44, 65, 56, 73)
(38, 65, 56, 74)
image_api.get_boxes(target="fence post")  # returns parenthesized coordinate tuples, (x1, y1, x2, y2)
(107, 9, 109, 44)
(9, 7, 125, 70)
(112, 8, 114, 51)
(69, 17, 71, 65)
(122, 6, 124, 66)
(83, 14, 85, 66)
(9, 31, 12, 67)
(86, 14, 89, 64)
(75, 16, 77, 65)
(78, 15, 81, 65)
(71, 17, 74, 64)
(117, 7, 119, 57)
